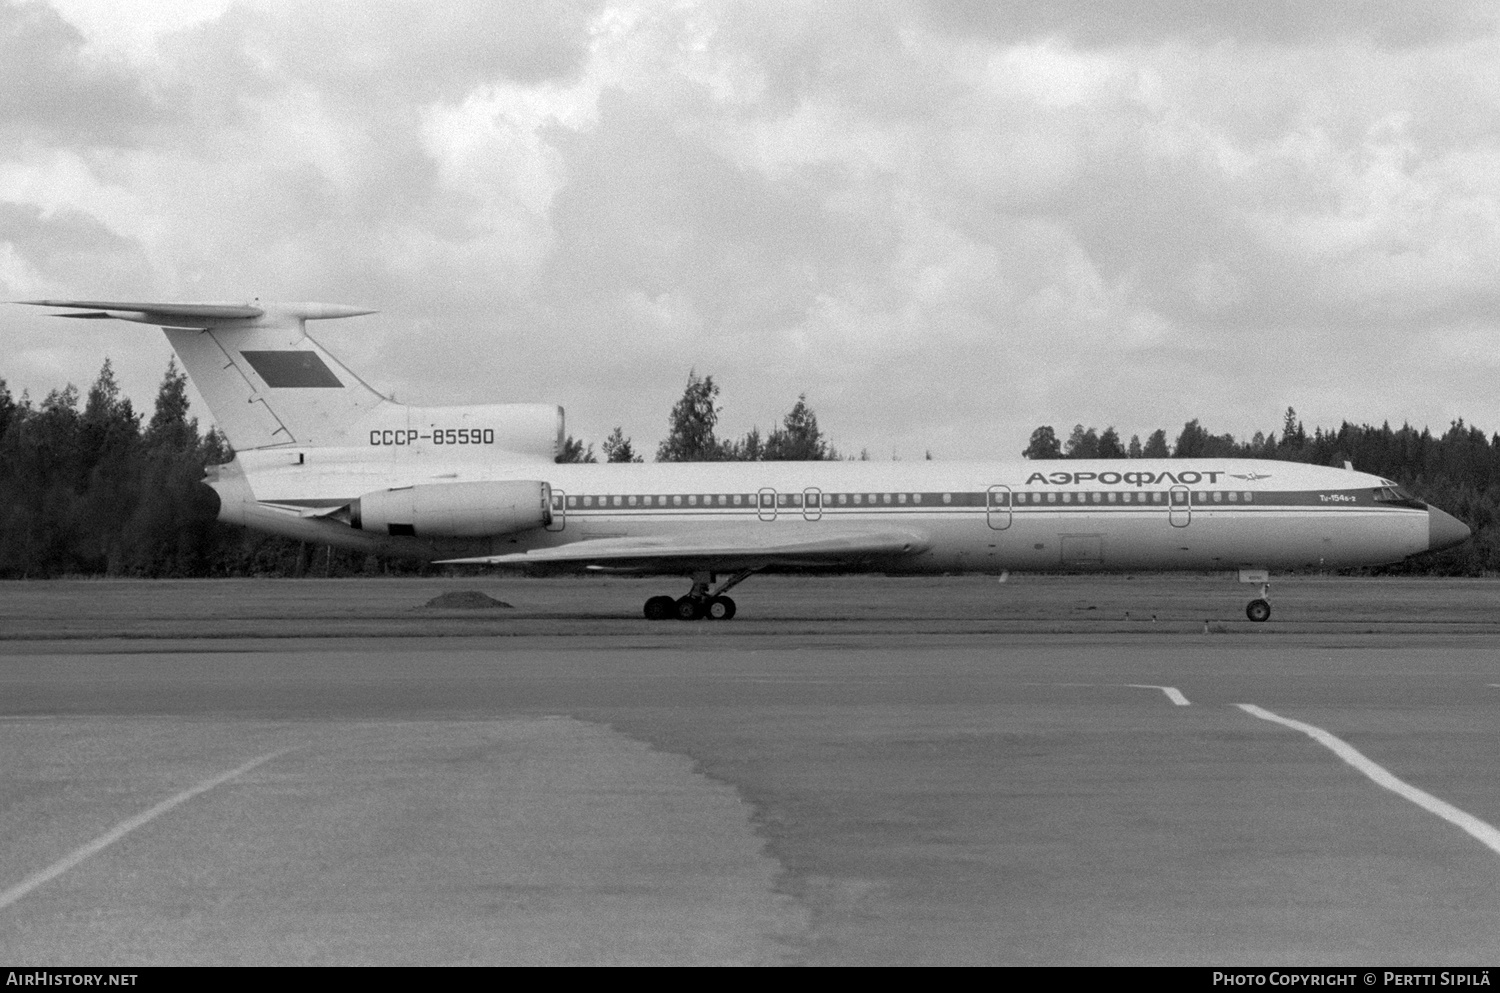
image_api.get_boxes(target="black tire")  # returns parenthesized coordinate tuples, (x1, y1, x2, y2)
(1246, 598, 1271, 623)
(706, 595, 736, 620)
(644, 595, 675, 620)
(674, 596, 703, 620)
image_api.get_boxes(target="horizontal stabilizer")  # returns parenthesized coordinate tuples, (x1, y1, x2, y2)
(19, 297, 385, 450)
(438, 526, 931, 570)
(15, 300, 376, 325)
(20, 300, 266, 321)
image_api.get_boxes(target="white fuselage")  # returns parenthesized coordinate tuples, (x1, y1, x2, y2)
(27, 300, 1457, 583)
(215, 452, 1432, 573)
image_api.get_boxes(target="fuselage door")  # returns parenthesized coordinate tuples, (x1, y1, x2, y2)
(757, 487, 778, 522)
(1169, 485, 1191, 528)
(546, 489, 566, 531)
(803, 487, 822, 521)
(986, 484, 1013, 530)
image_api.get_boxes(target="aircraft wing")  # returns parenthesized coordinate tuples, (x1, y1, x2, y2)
(437, 526, 931, 571)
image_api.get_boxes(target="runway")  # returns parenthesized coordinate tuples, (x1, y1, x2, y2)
(1, 575, 1498, 965)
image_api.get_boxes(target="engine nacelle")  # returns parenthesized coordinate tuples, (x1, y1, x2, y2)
(351, 480, 551, 538)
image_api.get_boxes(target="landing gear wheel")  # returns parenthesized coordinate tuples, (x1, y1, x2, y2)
(1246, 598, 1271, 623)
(644, 595, 675, 621)
(674, 596, 704, 621)
(705, 595, 736, 620)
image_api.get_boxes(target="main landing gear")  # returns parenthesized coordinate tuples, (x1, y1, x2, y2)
(643, 569, 757, 621)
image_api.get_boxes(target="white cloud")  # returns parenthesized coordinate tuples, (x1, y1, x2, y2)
(2, 0, 1498, 458)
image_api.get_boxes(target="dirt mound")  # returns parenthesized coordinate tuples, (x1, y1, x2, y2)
(422, 590, 514, 610)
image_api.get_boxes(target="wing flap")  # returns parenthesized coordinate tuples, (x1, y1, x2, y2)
(437, 527, 931, 569)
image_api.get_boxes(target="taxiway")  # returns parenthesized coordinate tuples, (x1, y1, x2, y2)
(1, 575, 1497, 965)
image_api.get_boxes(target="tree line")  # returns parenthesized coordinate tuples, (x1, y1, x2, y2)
(0, 364, 838, 578)
(558, 370, 835, 464)
(0, 361, 1494, 576)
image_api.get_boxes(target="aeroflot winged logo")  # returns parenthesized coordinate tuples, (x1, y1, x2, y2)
(1230, 472, 1273, 481)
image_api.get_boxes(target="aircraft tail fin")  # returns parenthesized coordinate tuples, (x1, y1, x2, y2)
(19, 300, 388, 451)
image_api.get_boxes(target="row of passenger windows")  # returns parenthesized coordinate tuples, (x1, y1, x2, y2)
(565, 492, 920, 508)
(992, 491, 1257, 505)
(563, 492, 944, 509)
(562, 490, 1259, 509)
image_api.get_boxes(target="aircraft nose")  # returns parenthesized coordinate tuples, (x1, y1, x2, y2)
(1427, 507, 1471, 551)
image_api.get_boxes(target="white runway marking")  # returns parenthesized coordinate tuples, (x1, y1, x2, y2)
(1127, 684, 1191, 706)
(1237, 704, 1500, 857)
(0, 748, 294, 911)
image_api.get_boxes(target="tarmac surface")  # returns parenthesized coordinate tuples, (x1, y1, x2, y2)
(1, 574, 1497, 965)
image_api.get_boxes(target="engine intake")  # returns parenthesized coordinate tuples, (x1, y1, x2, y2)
(352, 480, 551, 538)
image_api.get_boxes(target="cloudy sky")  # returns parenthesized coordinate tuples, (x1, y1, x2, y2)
(3, 0, 1498, 459)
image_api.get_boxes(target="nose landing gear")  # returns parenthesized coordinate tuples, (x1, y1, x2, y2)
(1245, 581, 1271, 622)
(1236, 569, 1272, 622)
(642, 568, 756, 621)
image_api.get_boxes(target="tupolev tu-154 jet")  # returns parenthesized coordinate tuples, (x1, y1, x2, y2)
(21, 299, 1472, 621)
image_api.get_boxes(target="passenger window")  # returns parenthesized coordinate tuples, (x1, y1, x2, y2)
(838, 494, 847, 505)
(672, 495, 682, 506)
(898, 493, 908, 504)
(853, 493, 863, 504)
(913, 493, 922, 504)
(1212, 492, 1222, 503)
(1244, 492, 1253, 502)
(1047, 492, 1057, 503)
(567, 496, 578, 508)
(942, 493, 952, 504)
(882, 494, 891, 504)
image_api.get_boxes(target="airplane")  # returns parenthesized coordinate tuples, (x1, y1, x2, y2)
(19, 299, 1472, 622)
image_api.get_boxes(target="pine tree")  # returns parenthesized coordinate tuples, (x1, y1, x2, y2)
(726, 426, 763, 462)
(1065, 424, 1100, 459)
(656, 370, 723, 462)
(602, 426, 642, 463)
(1022, 426, 1062, 460)
(556, 435, 597, 463)
(764, 395, 829, 460)
(145, 357, 196, 449)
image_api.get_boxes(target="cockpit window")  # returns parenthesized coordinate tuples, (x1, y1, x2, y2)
(1373, 486, 1426, 509)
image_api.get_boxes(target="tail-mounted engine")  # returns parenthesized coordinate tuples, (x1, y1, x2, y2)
(351, 480, 551, 538)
